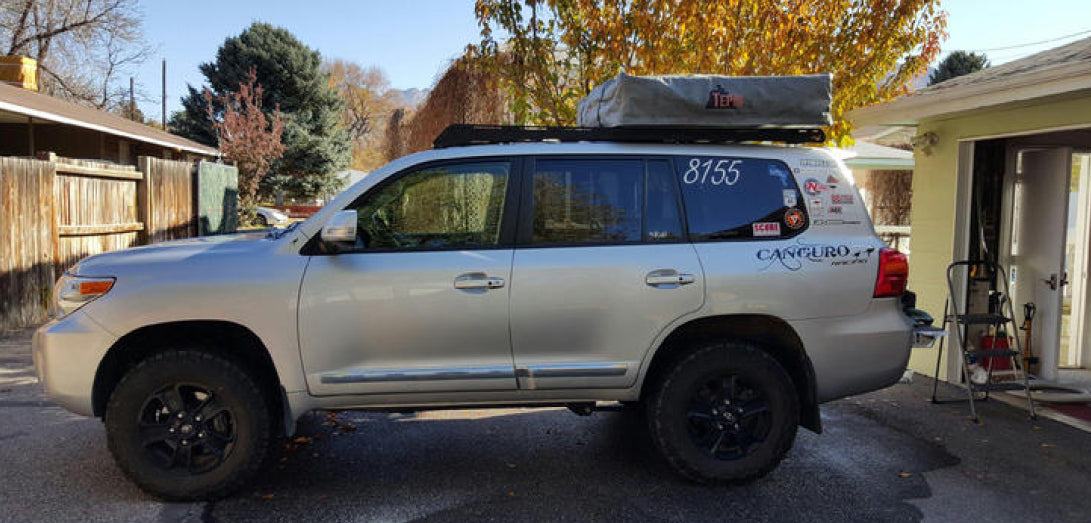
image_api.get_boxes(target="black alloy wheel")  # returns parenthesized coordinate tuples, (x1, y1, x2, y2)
(685, 374, 772, 461)
(137, 383, 238, 474)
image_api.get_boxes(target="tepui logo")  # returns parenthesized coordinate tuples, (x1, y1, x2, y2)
(706, 85, 744, 109)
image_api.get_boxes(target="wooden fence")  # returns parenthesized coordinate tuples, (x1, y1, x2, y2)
(0, 155, 232, 332)
(0, 158, 57, 331)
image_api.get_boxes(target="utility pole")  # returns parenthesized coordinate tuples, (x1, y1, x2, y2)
(129, 77, 136, 121)
(162, 60, 167, 130)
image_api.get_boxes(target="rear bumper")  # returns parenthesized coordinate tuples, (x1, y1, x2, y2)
(32, 311, 117, 417)
(791, 299, 914, 403)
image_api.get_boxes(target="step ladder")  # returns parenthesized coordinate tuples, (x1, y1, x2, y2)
(930, 260, 1037, 422)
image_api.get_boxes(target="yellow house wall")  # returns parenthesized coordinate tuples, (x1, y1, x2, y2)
(906, 93, 1091, 380)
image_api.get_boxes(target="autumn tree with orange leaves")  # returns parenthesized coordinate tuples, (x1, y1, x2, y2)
(471, 0, 947, 145)
(206, 69, 286, 226)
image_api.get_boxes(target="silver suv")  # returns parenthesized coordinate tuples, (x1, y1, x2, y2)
(34, 128, 921, 500)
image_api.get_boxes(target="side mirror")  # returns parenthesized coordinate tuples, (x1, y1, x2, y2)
(320, 210, 358, 244)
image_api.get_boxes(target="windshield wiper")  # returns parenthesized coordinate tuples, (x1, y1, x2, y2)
(267, 221, 300, 239)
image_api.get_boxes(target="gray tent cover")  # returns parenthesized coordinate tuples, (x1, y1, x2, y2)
(577, 73, 832, 128)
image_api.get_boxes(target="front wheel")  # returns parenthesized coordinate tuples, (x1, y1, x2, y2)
(647, 341, 799, 484)
(105, 350, 272, 501)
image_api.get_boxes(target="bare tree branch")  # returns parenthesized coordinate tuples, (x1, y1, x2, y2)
(1, 0, 150, 113)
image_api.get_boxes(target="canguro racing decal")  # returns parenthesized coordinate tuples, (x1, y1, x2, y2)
(755, 240, 877, 271)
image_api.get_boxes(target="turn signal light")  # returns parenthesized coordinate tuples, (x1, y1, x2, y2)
(874, 248, 908, 298)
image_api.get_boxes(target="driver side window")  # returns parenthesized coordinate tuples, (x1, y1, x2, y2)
(348, 161, 511, 251)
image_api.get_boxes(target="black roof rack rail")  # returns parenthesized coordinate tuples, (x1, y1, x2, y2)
(433, 124, 826, 149)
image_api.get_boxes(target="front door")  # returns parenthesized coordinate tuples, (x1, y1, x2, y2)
(508, 157, 704, 389)
(1011, 148, 1071, 381)
(299, 159, 519, 395)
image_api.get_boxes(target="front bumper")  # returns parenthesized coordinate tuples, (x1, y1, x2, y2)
(32, 311, 117, 417)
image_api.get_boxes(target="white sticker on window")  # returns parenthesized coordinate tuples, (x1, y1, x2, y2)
(783, 190, 797, 207)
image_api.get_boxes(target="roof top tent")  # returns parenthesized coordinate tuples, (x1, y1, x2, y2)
(434, 73, 834, 149)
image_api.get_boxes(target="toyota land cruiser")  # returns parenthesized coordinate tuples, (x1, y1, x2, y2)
(34, 124, 929, 500)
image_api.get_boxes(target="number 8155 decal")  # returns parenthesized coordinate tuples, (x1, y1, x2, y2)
(682, 158, 743, 186)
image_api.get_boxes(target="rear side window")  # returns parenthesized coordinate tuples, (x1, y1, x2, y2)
(531, 159, 644, 244)
(675, 156, 806, 240)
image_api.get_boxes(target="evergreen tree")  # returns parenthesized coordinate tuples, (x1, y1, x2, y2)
(170, 22, 351, 198)
(929, 51, 990, 86)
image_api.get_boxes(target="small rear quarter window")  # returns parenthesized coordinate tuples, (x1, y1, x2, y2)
(674, 156, 806, 241)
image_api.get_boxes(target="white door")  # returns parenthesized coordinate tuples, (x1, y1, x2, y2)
(1011, 148, 1071, 381)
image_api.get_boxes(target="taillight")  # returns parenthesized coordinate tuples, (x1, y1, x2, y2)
(874, 248, 908, 298)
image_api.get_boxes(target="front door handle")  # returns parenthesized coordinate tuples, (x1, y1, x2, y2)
(454, 272, 505, 290)
(646, 269, 696, 287)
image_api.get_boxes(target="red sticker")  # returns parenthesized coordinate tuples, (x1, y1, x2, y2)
(752, 222, 781, 237)
(784, 208, 806, 230)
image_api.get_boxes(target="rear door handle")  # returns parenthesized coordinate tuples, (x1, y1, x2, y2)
(646, 269, 695, 287)
(454, 272, 505, 290)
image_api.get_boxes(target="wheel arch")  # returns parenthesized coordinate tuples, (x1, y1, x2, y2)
(92, 320, 288, 434)
(641, 314, 822, 433)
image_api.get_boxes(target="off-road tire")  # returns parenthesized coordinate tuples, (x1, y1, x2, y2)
(105, 350, 272, 501)
(647, 341, 799, 484)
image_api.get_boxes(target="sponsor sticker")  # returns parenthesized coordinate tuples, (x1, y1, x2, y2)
(755, 241, 878, 271)
(784, 208, 806, 230)
(803, 178, 829, 196)
(828, 205, 844, 215)
(783, 190, 798, 207)
(752, 222, 781, 237)
(799, 158, 837, 168)
(826, 175, 841, 184)
(831, 193, 855, 204)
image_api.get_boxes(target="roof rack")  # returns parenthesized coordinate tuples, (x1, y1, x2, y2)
(432, 124, 826, 149)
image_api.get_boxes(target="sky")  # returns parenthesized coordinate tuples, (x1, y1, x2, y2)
(134, 0, 1091, 121)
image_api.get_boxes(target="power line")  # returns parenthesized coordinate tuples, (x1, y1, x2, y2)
(951, 28, 1091, 54)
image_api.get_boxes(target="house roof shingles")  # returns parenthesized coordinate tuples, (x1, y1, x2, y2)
(849, 36, 1091, 127)
(0, 81, 217, 156)
(921, 36, 1091, 94)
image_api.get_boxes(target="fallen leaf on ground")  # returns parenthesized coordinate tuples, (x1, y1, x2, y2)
(261, 494, 275, 500)
(898, 472, 913, 478)
(1041, 443, 1055, 448)
(292, 436, 312, 445)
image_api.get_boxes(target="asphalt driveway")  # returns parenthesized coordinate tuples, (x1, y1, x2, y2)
(2, 326, 1090, 522)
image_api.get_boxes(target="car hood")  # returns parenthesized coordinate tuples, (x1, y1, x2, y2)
(73, 232, 273, 277)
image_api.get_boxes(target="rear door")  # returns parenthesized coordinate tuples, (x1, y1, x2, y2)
(508, 157, 704, 389)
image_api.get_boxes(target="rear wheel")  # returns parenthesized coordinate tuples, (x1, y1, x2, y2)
(647, 341, 799, 484)
(105, 350, 272, 501)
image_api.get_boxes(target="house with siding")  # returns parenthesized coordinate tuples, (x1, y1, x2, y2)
(849, 37, 1091, 388)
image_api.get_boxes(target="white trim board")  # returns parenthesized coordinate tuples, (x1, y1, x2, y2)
(0, 100, 217, 156)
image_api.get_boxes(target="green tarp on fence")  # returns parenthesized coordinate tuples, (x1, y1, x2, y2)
(196, 161, 239, 236)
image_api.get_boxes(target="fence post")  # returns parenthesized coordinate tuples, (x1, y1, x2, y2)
(136, 156, 152, 245)
(46, 158, 59, 281)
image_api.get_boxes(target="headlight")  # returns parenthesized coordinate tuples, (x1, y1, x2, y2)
(54, 273, 115, 317)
